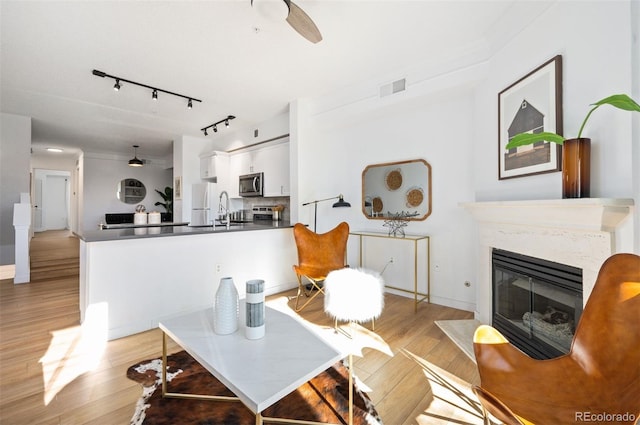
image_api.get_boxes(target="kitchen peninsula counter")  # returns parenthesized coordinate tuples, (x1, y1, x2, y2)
(79, 220, 292, 242)
(79, 220, 297, 340)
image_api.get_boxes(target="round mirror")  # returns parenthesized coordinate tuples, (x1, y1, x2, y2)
(117, 178, 146, 204)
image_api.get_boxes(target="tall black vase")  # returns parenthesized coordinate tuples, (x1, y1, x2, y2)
(562, 138, 591, 198)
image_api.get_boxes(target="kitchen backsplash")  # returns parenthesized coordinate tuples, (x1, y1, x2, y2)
(244, 197, 291, 222)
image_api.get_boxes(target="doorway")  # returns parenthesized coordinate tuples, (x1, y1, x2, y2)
(33, 169, 71, 232)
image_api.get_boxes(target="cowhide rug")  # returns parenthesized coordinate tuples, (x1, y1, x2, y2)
(127, 350, 383, 425)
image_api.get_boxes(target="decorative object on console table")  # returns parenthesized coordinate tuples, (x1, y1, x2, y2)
(245, 279, 265, 340)
(506, 93, 640, 198)
(383, 211, 418, 237)
(214, 277, 239, 335)
(498, 55, 563, 180)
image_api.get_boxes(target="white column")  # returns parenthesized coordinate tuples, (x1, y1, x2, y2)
(13, 201, 31, 284)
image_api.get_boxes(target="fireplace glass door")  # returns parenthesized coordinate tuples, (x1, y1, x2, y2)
(493, 249, 583, 359)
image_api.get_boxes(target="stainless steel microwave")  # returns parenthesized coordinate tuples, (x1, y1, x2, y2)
(239, 172, 263, 197)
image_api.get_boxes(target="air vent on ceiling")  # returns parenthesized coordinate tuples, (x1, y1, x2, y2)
(380, 78, 406, 98)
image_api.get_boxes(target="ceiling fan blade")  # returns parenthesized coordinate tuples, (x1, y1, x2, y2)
(284, 0, 322, 44)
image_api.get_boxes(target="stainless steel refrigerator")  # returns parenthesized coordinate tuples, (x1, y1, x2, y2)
(190, 183, 211, 226)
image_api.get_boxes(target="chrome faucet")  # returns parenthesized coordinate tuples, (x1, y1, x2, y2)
(219, 190, 230, 229)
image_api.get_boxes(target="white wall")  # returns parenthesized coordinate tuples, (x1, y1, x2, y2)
(632, 0, 640, 253)
(174, 135, 215, 223)
(473, 1, 635, 202)
(295, 85, 478, 311)
(82, 153, 172, 230)
(0, 113, 31, 265)
(291, 0, 638, 313)
(214, 110, 290, 151)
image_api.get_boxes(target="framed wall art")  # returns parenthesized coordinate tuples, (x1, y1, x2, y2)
(498, 55, 563, 180)
(174, 176, 182, 200)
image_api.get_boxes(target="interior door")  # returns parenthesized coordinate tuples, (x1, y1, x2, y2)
(44, 175, 69, 230)
(34, 179, 43, 231)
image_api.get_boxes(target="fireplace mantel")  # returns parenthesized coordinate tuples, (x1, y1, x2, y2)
(461, 198, 634, 324)
(461, 198, 633, 232)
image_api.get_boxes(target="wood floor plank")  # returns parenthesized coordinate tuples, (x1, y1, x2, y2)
(0, 230, 483, 424)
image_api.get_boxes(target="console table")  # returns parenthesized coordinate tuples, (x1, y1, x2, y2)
(349, 231, 430, 312)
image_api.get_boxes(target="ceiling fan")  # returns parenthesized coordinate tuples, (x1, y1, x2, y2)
(251, 0, 322, 44)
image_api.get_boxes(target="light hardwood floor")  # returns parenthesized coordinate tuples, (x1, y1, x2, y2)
(0, 231, 483, 425)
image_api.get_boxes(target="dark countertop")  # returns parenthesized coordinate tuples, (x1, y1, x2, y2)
(78, 220, 293, 242)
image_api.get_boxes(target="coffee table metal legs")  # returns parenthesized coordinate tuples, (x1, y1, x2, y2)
(161, 331, 352, 425)
(161, 332, 241, 403)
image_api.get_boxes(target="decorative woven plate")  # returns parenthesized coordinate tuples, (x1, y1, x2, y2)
(385, 169, 403, 191)
(372, 197, 383, 213)
(406, 187, 424, 208)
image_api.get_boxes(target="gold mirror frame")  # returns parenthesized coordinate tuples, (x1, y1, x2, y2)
(361, 159, 432, 221)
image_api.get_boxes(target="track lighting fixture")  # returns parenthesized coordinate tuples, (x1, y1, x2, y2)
(128, 145, 144, 167)
(93, 69, 201, 109)
(201, 115, 236, 136)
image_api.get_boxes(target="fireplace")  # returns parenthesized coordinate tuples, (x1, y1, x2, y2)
(492, 248, 583, 359)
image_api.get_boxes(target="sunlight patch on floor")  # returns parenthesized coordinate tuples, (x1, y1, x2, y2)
(267, 294, 393, 359)
(403, 349, 485, 425)
(0, 264, 15, 280)
(40, 302, 108, 405)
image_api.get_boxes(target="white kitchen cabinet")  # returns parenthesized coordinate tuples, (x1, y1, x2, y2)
(258, 142, 290, 197)
(228, 139, 290, 198)
(228, 151, 252, 197)
(200, 151, 229, 190)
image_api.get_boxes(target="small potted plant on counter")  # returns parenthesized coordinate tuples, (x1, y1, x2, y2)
(154, 186, 173, 222)
(506, 94, 640, 198)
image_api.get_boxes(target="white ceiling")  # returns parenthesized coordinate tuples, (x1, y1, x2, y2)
(1, 0, 548, 161)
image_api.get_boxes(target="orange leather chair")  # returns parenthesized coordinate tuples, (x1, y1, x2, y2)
(473, 253, 640, 425)
(292, 222, 349, 312)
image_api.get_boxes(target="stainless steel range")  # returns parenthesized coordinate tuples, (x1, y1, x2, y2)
(252, 206, 275, 221)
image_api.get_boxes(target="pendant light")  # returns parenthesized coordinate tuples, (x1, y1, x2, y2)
(128, 145, 143, 167)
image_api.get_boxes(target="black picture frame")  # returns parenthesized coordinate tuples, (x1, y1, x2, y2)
(498, 55, 563, 180)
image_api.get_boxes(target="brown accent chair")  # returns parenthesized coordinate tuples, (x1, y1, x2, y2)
(292, 222, 349, 312)
(473, 253, 640, 425)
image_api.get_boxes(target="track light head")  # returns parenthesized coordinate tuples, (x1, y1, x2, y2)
(92, 69, 201, 106)
(201, 115, 235, 136)
(204, 129, 208, 136)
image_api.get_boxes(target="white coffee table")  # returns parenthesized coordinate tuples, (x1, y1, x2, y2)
(159, 303, 346, 425)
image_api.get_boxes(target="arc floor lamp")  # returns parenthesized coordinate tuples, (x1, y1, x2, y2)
(302, 195, 351, 232)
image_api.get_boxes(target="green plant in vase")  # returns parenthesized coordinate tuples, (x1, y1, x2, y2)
(506, 94, 640, 198)
(154, 186, 173, 219)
